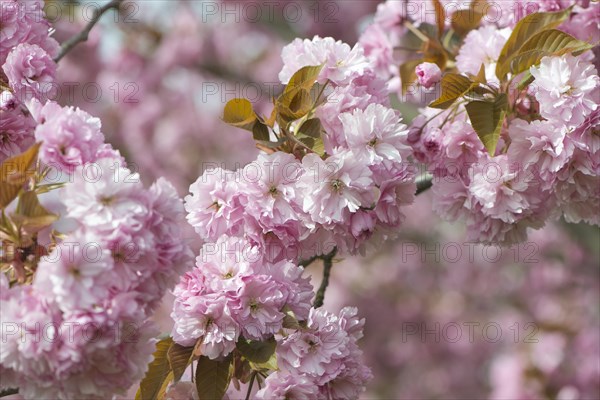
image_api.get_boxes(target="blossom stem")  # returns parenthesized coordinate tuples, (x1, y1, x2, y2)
(245, 373, 256, 400)
(313, 248, 337, 308)
(54, 0, 124, 63)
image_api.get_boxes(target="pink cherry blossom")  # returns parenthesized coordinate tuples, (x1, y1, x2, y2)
(530, 54, 599, 129)
(415, 62, 442, 89)
(3, 43, 56, 102)
(33, 101, 105, 170)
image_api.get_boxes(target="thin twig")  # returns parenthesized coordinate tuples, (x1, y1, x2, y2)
(0, 388, 18, 398)
(245, 373, 256, 400)
(313, 248, 337, 308)
(416, 174, 433, 196)
(54, 0, 123, 62)
(298, 254, 320, 268)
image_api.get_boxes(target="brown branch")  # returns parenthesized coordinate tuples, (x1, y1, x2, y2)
(0, 388, 18, 398)
(54, 0, 124, 63)
(313, 248, 337, 308)
(416, 174, 433, 195)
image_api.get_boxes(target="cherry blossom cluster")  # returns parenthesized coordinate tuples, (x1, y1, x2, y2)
(359, 0, 599, 243)
(171, 235, 313, 359)
(172, 35, 418, 398)
(255, 307, 373, 400)
(186, 36, 416, 259)
(0, 0, 58, 161)
(0, 2, 193, 398)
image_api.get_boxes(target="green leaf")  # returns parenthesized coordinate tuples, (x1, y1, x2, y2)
(136, 337, 173, 400)
(168, 343, 195, 383)
(298, 118, 322, 138)
(0, 143, 41, 209)
(496, 7, 573, 79)
(223, 98, 257, 131)
(236, 337, 276, 364)
(508, 29, 594, 76)
(429, 73, 475, 109)
(195, 355, 233, 400)
(465, 94, 508, 155)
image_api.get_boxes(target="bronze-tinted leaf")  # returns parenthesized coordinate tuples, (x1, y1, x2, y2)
(496, 7, 573, 79)
(0, 143, 41, 209)
(223, 98, 257, 131)
(168, 343, 195, 383)
(465, 94, 508, 155)
(236, 337, 277, 364)
(429, 73, 475, 109)
(136, 337, 173, 400)
(195, 355, 233, 400)
(508, 29, 594, 76)
(432, 0, 446, 39)
(399, 59, 422, 95)
(252, 122, 270, 141)
(284, 65, 323, 95)
(298, 118, 322, 138)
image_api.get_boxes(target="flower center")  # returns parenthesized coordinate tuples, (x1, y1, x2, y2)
(330, 179, 344, 193)
(98, 195, 114, 206)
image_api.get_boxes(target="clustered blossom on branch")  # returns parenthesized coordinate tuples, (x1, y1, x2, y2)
(0, 0, 59, 160)
(186, 36, 415, 259)
(167, 34, 417, 398)
(1, 1, 192, 398)
(359, 0, 599, 243)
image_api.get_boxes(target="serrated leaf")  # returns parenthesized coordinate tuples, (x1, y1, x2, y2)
(298, 118, 322, 138)
(508, 29, 594, 76)
(496, 7, 573, 79)
(168, 343, 195, 383)
(195, 355, 233, 400)
(223, 98, 257, 131)
(465, 94, 507, 155)
(0, 143, 41, 209)
(400, 59, 422, 94)
(137, 337, 173, 400)
(433, 0, 445, 39)
(429, 73, 475, 109)
(236, 337, 276, 364)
